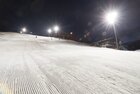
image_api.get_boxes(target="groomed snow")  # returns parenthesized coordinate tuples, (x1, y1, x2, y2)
(0, 32, 140, 94)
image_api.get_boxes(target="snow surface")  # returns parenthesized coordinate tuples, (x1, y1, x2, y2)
(0, 32, 140, 94)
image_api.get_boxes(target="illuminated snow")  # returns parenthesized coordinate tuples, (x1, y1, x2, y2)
(0, 32, 140, 94)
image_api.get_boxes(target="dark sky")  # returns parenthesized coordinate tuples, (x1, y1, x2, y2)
(0, 0, 140, 43)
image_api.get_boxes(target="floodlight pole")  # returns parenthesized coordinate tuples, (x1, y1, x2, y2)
(48, 29, 53, 40)
(50, 33, 52, 40)
(113, 25, 119, 49)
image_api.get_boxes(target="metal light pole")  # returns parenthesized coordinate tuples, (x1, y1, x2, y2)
(105, 10, 119, 49)
(113, 25, 119, 49)
(53, 25, 60, 40)
(48, 28, 52, 40)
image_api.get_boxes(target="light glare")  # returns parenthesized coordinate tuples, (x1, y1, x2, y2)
(48, 29, 52, 34)
(22, 28, 27, 32)
(53, 26, 59, 33)
(105, 11, 118, 25)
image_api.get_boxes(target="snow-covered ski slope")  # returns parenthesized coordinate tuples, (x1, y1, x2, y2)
(0, 32, 140, 94)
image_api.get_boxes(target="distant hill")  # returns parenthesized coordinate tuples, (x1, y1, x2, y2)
(123, 40, 140, 50)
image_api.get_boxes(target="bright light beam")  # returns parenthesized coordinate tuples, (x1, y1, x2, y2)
(53, 25, 60, 33)
(105, 10, 118, 25)
(22, 27, 27, 32)
(48, 28, 52, 34)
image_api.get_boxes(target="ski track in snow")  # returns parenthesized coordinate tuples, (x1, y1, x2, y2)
(0, 32, 140, 94)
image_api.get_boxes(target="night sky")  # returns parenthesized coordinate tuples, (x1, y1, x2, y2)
(0, 0, 140, 43)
